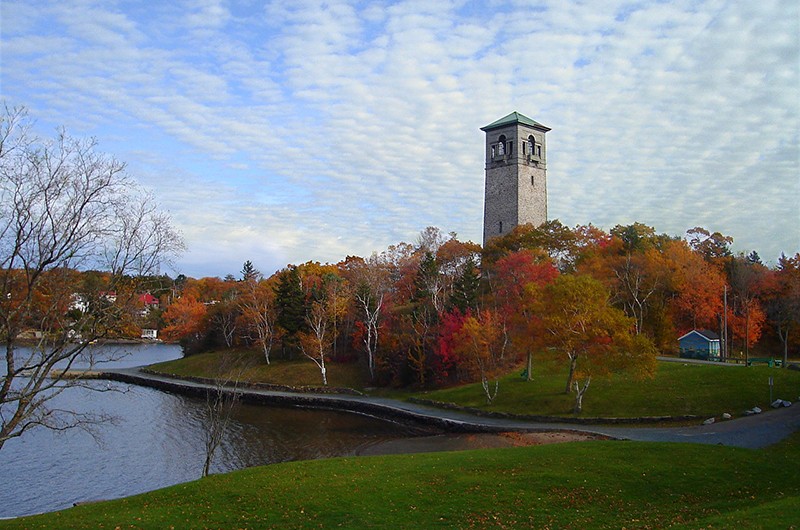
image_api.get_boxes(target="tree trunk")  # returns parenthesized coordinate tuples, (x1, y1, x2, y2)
(482, 376, 499, 404)
(573, 378, 591, 414)
(779, 325, 789, 368)
(565, 353, 578, 393)
(525, 351, 533, 382)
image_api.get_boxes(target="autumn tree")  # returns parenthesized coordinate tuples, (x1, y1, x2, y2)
(341, 254, 390, 380)
(435, 237, 482, 310)
(728, 254, 767, 361)
(490, 250, 558, 381)
(611, 250, 664, 336)
(534, 275, 657, 413)
(451, 309, 505, 404)
(482, 221, 578, 269)
(161, 295, 209, 352)
(238, 276, 277, 364)
(298, 275, 346, 386)
(762, 254, 800, 366)
(686, 227, 733, 266)
(408, 252, 447, 384)
(0, 105, 183, 450)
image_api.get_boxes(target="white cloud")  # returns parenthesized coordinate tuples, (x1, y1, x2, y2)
(1, 0, 797, 276)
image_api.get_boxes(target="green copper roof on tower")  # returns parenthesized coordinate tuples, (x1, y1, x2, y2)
(481, 111, 550, 132)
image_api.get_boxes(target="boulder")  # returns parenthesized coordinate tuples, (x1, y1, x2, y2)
(744, 406, 762, 416)
(702, 417, 716, 425)
(722, 412, 732, 420)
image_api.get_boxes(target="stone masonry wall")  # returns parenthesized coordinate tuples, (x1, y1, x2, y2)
(483, 122, 547, 246)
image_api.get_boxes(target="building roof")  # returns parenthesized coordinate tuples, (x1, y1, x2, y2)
(139, 293, 159, 305)
(678, 329, 720, 342)
(481, 111, 551, 132)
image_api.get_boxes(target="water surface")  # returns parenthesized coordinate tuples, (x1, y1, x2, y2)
(0, 344, 422, 518)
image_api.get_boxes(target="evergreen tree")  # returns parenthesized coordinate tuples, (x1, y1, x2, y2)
(241, 260, 261, 282)
(412, 251, 441, 321)
(274, 266, 306, 358)
(450, 257, 480, 314)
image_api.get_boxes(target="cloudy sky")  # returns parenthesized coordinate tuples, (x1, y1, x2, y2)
(2, 0, 798, 278)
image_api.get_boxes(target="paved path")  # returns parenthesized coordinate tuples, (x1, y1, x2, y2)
(103, 368, 800, 450)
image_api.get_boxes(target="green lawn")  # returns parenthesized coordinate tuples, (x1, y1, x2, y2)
(149, 349, 367, 390)
(419, 361, 800, 419)
(150, 350, 800, 419)
(5, 434, 799, 529)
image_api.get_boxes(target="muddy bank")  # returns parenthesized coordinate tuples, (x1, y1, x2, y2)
(359, 431, 608, 456)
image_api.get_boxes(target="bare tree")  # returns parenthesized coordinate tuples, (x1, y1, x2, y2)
(349, 253, 389, 380)
(613, 253, 661, 335)
(300, 299, 332, 385)
(238, 279, 277, 364)
(202, 352, 250, 477)
(0, 104, 183, 450)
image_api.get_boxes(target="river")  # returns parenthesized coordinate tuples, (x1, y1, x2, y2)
(0, 344, 425, 518)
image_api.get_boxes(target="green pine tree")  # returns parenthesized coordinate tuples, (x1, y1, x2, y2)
(274, 266, 306, 358)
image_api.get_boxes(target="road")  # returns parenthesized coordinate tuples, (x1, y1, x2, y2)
(103, 368, 800, 450)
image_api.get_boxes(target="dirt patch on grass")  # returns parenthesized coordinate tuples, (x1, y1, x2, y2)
(359, 430, 607, 457)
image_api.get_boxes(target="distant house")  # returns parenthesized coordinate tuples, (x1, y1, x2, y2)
(138, 293, 160, 316)
(141, 329, 158, 340)
(99, 291, 117, 303)
(678, 330, 721, 361)
(138, 293, 159, 308)
(69, 294, 89, 313)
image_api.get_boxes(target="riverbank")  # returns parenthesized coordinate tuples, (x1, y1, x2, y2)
(146, 350, 800, 420)
(102, 367, 800, 448)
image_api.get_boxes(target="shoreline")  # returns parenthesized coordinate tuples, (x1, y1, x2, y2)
(97, 367, 800, 449)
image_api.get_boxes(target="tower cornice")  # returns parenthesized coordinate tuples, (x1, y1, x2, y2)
(480, 111, 551, 133)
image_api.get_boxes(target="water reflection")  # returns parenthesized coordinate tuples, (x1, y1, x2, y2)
(0, 345, 422, 518)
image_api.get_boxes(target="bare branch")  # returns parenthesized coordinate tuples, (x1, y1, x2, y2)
(0, 104, 183, 450)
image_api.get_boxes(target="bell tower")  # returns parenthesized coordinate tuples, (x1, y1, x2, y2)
(481, 111, 550, 247)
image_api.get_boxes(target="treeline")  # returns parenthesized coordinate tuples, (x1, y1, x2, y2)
(159, 221, 800, 399)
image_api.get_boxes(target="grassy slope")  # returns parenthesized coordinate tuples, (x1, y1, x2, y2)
(152, 350, 800, 418)
(149, 349, 367, 390)
(5, 434, 799, 529)
(417, 361, 800, 418)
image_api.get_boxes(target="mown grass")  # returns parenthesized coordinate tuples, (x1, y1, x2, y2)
(151, 350, 800, 419)
(149, 349, 367, 390)
(419, 361, 800, 418)
(5, 434, 799, 529)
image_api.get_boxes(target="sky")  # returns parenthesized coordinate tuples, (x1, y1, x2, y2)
(1, 0, 798, 278)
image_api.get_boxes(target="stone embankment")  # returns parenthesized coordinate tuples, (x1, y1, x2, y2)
(102, 368, 526, 434)
(99, 368, 800, 449)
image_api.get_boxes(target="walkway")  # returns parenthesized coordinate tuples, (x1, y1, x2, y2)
(103, 368, 800, 450)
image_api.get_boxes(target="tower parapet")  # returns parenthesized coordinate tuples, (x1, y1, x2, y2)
(481, 111, 550, 247)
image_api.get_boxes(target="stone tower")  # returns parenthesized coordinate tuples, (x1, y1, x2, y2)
(481, 111, 550, 247)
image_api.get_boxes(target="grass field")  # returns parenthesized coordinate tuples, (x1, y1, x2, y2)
(150, 350, 800, 419)
(4, 433, 799, 529)
(149, 349, 367, 390)
(8, 351, 797, 528)
(420, 361, 800, 419)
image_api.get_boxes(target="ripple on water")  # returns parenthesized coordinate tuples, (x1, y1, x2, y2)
(0, 346, 423, 518)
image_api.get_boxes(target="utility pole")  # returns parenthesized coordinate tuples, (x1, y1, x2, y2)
(723, 285, 728, 361)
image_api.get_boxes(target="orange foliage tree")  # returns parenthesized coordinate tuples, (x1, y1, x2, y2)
(533, 275, 657, 413)
(490, 250, 558, 380)
(451, 309, 507, 404)
(161, 295, 209, 349)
